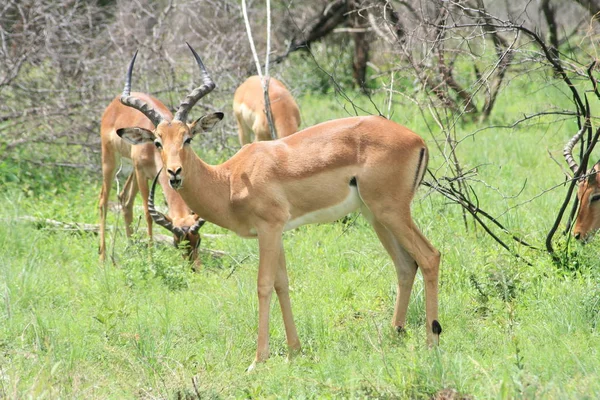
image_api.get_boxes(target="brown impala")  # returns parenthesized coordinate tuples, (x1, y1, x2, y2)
(233, 75, 301, 145)
(118, 43, 441, 371)
(98, 59, 205, 265)
(564, 121, 600, 242)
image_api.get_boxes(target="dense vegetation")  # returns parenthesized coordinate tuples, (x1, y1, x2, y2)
(2, 0, 600, 398)
(1, 72, 599, 398)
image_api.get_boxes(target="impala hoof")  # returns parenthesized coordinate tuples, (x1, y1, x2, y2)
(432, 320, 442, 335)
(246, 361, 257, 373)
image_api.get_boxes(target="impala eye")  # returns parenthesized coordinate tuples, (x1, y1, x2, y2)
(591, 194, 600, 203)
(154, 140, 163, 149)
(184, 137, 192, 145)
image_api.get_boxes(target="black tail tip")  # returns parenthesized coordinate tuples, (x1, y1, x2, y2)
(432, 320, 442, 335)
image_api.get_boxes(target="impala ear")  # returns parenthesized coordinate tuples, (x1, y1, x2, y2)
(190, 112, 224, 136)
(117, 127, 155, 145)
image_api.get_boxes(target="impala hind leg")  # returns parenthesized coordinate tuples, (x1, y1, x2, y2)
(362, 206, 418, 333)
(388, 216, 440, 345)
(362, 203, 441, 345)
(98, 148, 117, 262)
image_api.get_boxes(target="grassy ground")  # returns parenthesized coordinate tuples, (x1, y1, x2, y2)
(1, 78, 600, 398)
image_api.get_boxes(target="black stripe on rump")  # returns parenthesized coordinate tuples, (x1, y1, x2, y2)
(412, 148, 426, 192)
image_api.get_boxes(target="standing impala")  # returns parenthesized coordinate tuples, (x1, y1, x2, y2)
(564, 122, 600, 242)
(233, 75, 301, 145)
(118, 44, 441, 370)
(98, 78, 204, 265)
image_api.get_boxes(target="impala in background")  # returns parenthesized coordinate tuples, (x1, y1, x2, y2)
(118, 43, 441, 371)
(233, 75, 301, 145)
(564, 121, 600, 242)
(98, 75, 204, 266)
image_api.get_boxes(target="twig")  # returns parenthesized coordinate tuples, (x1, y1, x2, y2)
(8, 216, 99, 233)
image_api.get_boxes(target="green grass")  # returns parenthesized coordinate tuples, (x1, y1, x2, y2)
(1, 75, 600, 398)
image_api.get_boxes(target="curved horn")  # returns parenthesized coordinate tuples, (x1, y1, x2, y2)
(173, 43, 216, 122)
(564, 121, 589, 176)
(189, 216, 206, 235)
(120, 50, 165, 128)
(149, 169, 185, 238)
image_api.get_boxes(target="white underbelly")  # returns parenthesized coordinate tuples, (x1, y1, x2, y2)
(283, 186, 361, 231)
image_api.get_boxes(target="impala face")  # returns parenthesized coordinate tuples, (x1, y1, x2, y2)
(574, 164, 600, 242)
(117, 115, 223, 190)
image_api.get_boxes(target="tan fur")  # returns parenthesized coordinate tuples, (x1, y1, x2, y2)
(573, 162, 600, 241)
(124, 114, 441, 369)
(98, 93, 202, 266)
(233, 76, 301, 145)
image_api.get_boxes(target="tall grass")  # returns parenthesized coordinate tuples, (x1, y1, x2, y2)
(1, 75, 600, 398)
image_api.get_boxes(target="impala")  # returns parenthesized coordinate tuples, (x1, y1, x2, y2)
(564, 122, 600, 242)
(118, 44, 441, 370)
(98, 80, 204, 265)
(233, 75, 301, 145)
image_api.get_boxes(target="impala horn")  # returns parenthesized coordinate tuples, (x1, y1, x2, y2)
(149, 169, 185, 238)
(563, 121, 589, 178)
(173, 42, 216, 123)
(120, 50, 165, 128)
(189, 215, 206, 235)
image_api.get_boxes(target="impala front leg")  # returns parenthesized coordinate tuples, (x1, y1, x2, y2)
(248, 226, 284, 372)
(274, 242, 301, 359)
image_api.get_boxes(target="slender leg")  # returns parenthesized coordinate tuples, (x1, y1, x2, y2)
(362, 206, 418, 332)
(383, 215, 441, 346)
(273, 242, 301, 358)
(98, 147, 117, 262)
(248, 226, 284, 371)
(118, 171, 139, 237)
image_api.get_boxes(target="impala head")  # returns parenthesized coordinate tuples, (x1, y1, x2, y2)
(116, 43, 223, 190)
(148, 169, 205, 260)
(573, 163, 600, 242)
(564, 123, 600, 242)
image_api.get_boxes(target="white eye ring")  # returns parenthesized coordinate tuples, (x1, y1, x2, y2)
(154, 140, 163, 149)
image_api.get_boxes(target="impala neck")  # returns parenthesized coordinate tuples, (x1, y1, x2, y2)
(176, 148, 232, 229)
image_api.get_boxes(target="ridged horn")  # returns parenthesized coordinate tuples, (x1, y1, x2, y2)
(120, 50, 165, 128)
(173, 42, 216, 122)
(564, 121, 590, 176)
(149, 169, 185, 238)
(189, 216, 206, 235)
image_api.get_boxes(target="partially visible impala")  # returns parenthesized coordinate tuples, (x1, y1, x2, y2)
(118, 44, 441, 370)
(233, 75, 301, 145)
(564, 121, 600, 242)
(98, 76, 204, 265)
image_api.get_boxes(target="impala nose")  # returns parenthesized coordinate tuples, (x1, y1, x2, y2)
(167, 167, 183, 189)
(574, 232, 581, 241)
